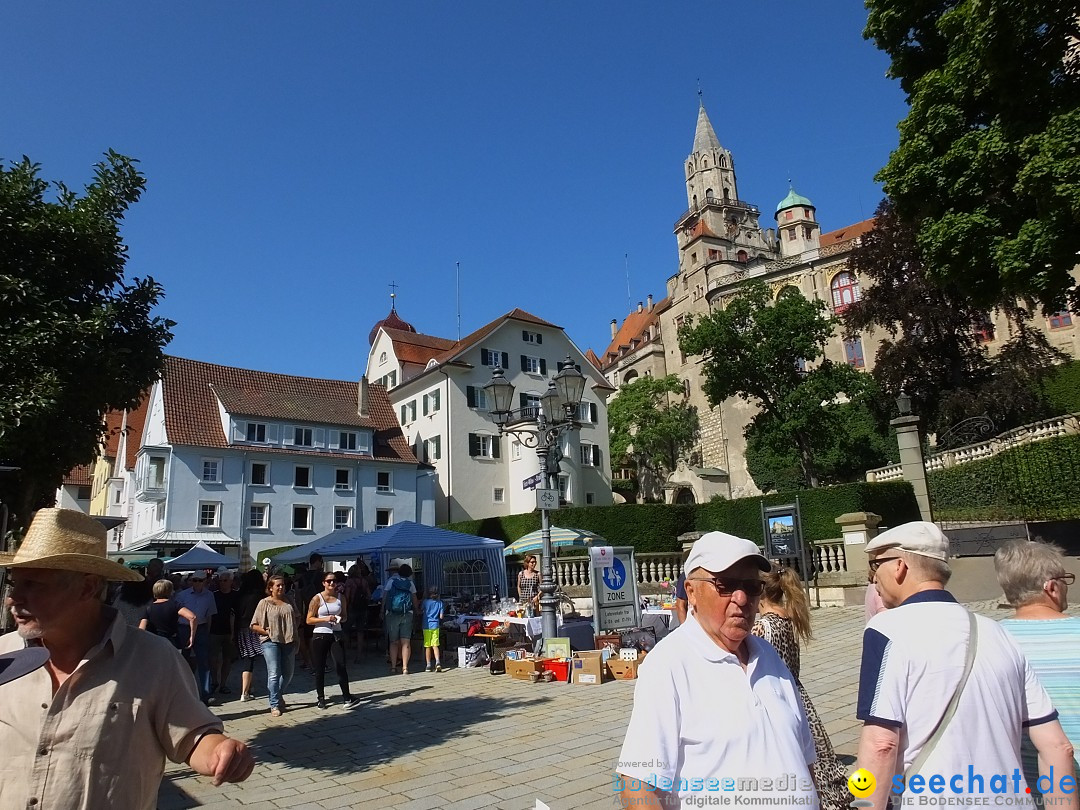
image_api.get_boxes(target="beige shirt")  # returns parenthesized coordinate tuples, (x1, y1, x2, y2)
(0, 607, 222, 810)
(251, 597, 298, 644)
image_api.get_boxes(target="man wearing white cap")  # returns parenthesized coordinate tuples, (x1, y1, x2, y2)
(0, 508, 253, 809)
(856, 521, 1075, 810)
(616, 531, 818, 809)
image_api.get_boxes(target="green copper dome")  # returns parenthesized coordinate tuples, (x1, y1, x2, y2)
(775, 185, 814, 217)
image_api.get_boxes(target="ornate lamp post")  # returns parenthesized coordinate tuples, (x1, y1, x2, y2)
(483, 355, 586, 640)
(891, 391, 933, 522)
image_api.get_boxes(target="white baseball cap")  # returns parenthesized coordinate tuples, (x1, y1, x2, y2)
(684, 531, 770, 576)
(864, 521, 950, 562)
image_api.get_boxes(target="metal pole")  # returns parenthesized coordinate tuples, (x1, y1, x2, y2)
(536, 411, 558, 641)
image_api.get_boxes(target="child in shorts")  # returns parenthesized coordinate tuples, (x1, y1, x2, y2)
(421, 586, 444, 672)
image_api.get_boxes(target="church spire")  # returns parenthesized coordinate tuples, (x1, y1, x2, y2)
(692, 102, 722, 154)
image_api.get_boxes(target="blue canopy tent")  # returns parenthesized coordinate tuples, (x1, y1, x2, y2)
(163, 541, 238, 572)
(271, 521, 508, 599)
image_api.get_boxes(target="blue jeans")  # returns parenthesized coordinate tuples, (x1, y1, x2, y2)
(181, 624, 212, 702)
(261, 641, 296, 710)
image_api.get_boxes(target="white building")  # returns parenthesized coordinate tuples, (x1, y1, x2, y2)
(366, 305, 614, 524)
(121, 356, 435, 565)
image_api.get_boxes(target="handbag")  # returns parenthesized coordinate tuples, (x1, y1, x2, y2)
(904, 610, 979, 781)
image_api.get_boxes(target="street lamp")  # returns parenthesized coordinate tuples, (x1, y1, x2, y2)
(483, 355, 587, 641)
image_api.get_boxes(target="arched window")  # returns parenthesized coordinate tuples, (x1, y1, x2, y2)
(379, 351, 387, 363)
(623, 370, 639, 384)
(719, 155, 727, 168)
(723, 187, 730, 201)
(702, 158, 708, 168)
(692, 195, 698, 210)
(830, 272, 862, 313)
(705, 188, 714, 200)
(776, 285, 800, 301)
(736, 250, 748, 263)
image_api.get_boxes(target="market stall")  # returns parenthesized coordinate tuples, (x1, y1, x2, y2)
(162, 540, 239, 572)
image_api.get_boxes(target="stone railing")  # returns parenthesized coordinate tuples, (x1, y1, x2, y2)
(867, 412, 1080, 483)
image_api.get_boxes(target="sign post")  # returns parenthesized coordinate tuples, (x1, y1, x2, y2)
(589, 545, 642, 633)
(760, 498, 811, 603)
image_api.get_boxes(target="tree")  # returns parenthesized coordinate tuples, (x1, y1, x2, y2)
(679, 281, 882, 488)
(865, 0, 1080, 312)
(608, 375, 700, 502)
(844, 199, 1063, 436)
(0, 153, 173, 528)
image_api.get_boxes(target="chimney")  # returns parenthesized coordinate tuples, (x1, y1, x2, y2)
(637, 301, 643, 313)
(357, 376, 370, 418)
(647, 294, 654, 311)
(610, 319, 618, 339)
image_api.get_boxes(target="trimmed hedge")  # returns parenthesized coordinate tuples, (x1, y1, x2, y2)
(444, 481, 920, 550)
(928, 433, 1080, 521)
(1043, 362, 1080, 416)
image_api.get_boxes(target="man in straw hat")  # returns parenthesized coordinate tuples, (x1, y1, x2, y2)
(855, 521, 1075, 810)
(0, 508, 254, 809)
(616, 531, 818, 809)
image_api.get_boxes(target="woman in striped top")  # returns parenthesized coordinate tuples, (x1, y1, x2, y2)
(995, 539, 1080, 788)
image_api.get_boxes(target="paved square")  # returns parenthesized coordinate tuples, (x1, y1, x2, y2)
(159, 599, 1010, 809)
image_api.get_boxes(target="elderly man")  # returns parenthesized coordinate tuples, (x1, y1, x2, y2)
(209, 567, 239, 696)
(0, 508, 253, 809)
(857, 522, 1075, 810)
(175, 568, 217, 703)
(617, 531, 818, 809)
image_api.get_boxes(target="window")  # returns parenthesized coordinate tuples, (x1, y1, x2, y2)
(481, 348, 508, 368)
(335, 468, 351, 491)
(1049, 312, 1073, 329)
(803, 226, 814, 240)
(199, 501, 221, 528)
(400, 401, 417, 424)
(422, 389, 441, 415)
(520, 393, 541, 419)
(249, 503, 269, 529)
(292, 505, 313, 531)
(804, 208, 813, 219)
(293, 427, 313, 447)
(468, 433, 500, 459)
(586, 492, 595, 505)
(76, 486, 92, 501)
(466, 386, 489, 409)
(690, 252, 697, 265)
(511, 440, 521, 460)
(377, 471, 392, 492)
(830, 271, 862, 313)
(579, 443, 601, 466)
(246, 422, 267, 443)
(338, 431, 359, 451)
(794, 357, 808, 375)
(294, 465, 312, 488)
(156, 502, 165, 522)
(576, 401, 598, 423)
(520, 355, 546, 375)
(708, 248, 720, 261)
(557, 474, 570, 503)
(201, 458, 221, 483)
(250, 462, 270, 486)
(375, 509, 392, 529)
(737, 250, 748, 263)
(786, 228, 797, 241)
(334, 507, 353, 530)
(148, 456, 166, 489)
(493, 487, 505, 504)
(441, 559, 491, 597)
(973, 313, 995, 344)
(522, 330, 542, 344)
(424, 435, 442, 462)
(379, 351, 387, 364)
(844, 337, 866, 369)
(784, 210, 793, 221)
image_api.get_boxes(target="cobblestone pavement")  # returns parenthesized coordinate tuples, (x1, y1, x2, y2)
(159, 599, 1011, 810)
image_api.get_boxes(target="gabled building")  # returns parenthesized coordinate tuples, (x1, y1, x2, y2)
(123, 356, 434, 565)
(55, 464, 93, 513)
(367, 306, 614, 524)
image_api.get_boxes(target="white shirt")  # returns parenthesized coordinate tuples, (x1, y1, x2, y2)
(312, 593, 342, 636)
(857, 591, 1057, 795)
(617, 613, 818, 809)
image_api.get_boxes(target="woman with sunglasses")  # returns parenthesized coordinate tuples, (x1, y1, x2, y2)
(306, 572, 360, 710)
(751, 563, 848, 810)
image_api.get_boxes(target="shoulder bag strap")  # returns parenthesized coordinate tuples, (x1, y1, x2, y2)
(904, 610, 979, 781)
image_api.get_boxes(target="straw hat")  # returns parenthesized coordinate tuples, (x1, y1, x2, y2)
(0, 508, 143, 582)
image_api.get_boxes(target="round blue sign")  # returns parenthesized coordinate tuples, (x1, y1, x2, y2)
(602, 557, 626, 591)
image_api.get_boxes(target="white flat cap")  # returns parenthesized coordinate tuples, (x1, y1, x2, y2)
(864, 521, 949, 561)
(684, 531, 770, 576)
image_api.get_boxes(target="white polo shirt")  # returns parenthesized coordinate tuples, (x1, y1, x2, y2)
(617, 614, 818, 809)
(857, 591, 1057, 796)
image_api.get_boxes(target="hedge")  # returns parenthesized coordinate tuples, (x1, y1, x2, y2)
(928, 433, 1080, 522)
(444, 481, 920, 551)
(1043, 361, 1080, 416)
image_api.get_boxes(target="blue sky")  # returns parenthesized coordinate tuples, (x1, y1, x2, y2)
(2, 2, 906, 380)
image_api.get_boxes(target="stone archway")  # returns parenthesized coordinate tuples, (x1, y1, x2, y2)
(674, 487, 696, 505)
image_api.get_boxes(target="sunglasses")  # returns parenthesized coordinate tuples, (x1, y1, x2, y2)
(868, 556, 902, 574)
(686, 576, 764, 597)
(323, 579, 338, 585)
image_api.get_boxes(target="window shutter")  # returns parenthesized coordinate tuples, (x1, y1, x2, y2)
(466, 386, 477, 408)
(468, 433, 480, 457)
(590, 403, 598, 423)
(536, 333, 542, 345)
(539, 358, 547, 375)
(593, 445, 601, 466)
(328, 430, 339, 449)
(491, 436, 500, 459)
(232, 421, 246, 443)
(283, 426, 295, 446)
(522, 330, 529, 341)
(480, 349, 490, 367)
(423, 396, 429, 416)
(266, 423, 280, 444)
(501, 352, 509, 369)
(519, 393, 528, 409)
(314, 428, 325, 447)
(520, 355, 528, 372)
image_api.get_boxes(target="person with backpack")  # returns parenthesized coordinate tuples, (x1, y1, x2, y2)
(381, 563, 419, 674)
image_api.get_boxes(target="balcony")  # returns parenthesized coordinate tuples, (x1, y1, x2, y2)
(136, 477, 166, 502)
(674, 197, 760, 230)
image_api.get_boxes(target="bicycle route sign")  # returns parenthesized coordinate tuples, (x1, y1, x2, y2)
(589, 546, 641, 632)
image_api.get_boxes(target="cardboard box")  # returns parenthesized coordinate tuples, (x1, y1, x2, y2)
(607, 652, 646, 680)
(571, 650, 606, 685)
(505, 657, 545, 681)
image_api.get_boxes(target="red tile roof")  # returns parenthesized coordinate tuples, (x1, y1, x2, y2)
(62, 464, 93, 487)
(161, 357, 417, 464)
(103, 411, 124, 458)
(584, 349, 603, 372)
(819, 218, 875, 249)
(383, 327, 457, 367)
(600, 298, 669, 368)
(123, 395, 150, 472)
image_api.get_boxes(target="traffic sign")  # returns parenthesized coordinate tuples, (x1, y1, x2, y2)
(522, 472, 543, 490)
(535, 489, 559, 510)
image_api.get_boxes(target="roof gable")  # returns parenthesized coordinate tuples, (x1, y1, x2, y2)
(819, 218, 875, 249)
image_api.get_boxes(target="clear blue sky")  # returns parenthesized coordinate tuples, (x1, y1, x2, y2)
(2, 2, 906, 381)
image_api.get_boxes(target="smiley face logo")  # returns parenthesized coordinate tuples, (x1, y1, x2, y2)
(848, 768, 876, 798)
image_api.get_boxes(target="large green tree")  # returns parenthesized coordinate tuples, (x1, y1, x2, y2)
(679, 281, 884, 488)
(608, 374, 700, 502)
(865, 0, 1080, 312)
(0, 153, 173, 528)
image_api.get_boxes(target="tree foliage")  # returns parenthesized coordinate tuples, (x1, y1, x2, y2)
(0, 153, 174, 526)
(608, 374, 700, 501)
(678, 280, 882, 488)
(845, 199, 1063, 436)
(865, 0, 1080, 312)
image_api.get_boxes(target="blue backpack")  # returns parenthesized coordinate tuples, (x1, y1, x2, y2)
(388, 577, 413, 614)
